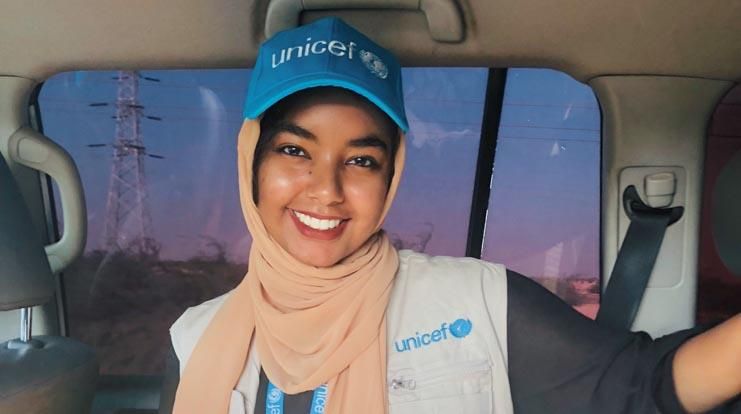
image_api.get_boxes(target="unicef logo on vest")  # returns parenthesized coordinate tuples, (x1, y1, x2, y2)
(450, 318, 473, 338)
(394, 318, 473, 353)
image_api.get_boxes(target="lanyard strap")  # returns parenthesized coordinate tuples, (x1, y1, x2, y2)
(266, 381, 329, 414)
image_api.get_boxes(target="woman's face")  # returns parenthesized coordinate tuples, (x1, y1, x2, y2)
(256, 97, 393, 267)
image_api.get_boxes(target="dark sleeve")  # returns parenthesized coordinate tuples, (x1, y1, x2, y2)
(158, 342, 180, 414)
(506, 269, 710, 414)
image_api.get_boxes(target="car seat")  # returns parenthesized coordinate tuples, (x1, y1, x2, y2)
(0, 153, 98, 414)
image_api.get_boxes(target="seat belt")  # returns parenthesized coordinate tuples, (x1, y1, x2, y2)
(596, 185, 684, 331)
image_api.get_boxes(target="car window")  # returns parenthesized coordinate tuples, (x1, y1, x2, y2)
(37, 68, 488, 374)
(697, 83, 741, 324)
(481, 68, 602, 318)
(386, 68, 488, 255)
(40, 70, 249, 375)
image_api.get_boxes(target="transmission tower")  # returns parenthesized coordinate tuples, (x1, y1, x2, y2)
(100, 70, 159, 256)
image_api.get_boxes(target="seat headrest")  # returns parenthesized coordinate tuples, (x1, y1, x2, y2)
(712, 151, 741, 277)
(0, 154, 54, 311)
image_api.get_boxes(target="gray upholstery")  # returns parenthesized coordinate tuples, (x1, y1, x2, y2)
(0, 336, 98, 414)
(265, 0, 465, 42)
(712, 151, 741, 276)
(0, 154, 54, 311)
(5, 0, 741, 83)
(0, 154, 98, 413)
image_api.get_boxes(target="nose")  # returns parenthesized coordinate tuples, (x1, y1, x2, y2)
(306, 161, 344, 206)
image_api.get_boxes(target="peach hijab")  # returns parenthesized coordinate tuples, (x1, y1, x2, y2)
(173, 116, 405, 413)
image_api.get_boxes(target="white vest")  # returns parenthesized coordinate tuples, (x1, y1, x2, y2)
(170, 250, 514, 413)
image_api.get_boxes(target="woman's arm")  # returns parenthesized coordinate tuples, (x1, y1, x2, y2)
(673, 314, 741, 413)
(505, 269, 739, 414)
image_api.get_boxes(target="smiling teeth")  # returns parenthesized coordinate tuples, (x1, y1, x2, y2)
(294, 211, 342, 231)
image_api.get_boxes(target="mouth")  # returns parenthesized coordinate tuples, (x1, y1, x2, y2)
(289, 209, 349, 240)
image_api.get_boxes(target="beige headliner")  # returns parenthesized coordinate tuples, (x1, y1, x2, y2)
(2, 0, 741, 83)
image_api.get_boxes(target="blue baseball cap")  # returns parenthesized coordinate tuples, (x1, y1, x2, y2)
(244, 17, 409, 132)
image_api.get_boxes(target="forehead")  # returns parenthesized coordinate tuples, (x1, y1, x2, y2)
(285, 88, 386, 120)
(276, 88, 396, 139)
(275, 106, 389, 155)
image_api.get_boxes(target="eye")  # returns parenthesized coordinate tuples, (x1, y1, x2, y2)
(277, 145, 307, 158)
(347, 156, 380, 169)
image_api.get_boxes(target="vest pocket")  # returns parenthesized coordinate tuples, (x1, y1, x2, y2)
(387, 359, 493, 412)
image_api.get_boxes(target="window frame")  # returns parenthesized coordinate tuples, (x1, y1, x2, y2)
(32, 66, 603, 327)
(465, 68, 507, 258)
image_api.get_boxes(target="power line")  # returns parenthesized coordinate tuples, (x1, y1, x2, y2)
(498, 136, 600, 143)
(499, 124, 600, 132)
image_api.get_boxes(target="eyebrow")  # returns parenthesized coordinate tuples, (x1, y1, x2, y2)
(274, 122, 316, 140)
(275, 122, 388, 152)
(348, 135, 388, 153)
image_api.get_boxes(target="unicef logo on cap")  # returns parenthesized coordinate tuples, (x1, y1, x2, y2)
(359, 50, 389, 79)
(450, 318, 473, 338)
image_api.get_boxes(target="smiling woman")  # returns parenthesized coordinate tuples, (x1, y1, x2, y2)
(173, 17, 412, 414)
(253, 87, 399, 267)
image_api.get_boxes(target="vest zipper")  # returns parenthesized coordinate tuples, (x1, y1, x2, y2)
(388, 359, 490, 393)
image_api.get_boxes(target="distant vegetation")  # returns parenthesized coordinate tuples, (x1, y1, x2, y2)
(64, 232, 606, 374)
(532, 275, 600, 319)
(389, 222, 434, 252)
(64, 247, 245, 375)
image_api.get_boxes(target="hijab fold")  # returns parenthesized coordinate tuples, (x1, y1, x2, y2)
(173, 119, 406, 414)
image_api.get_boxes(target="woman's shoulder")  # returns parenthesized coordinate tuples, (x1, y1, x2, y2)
(397, 249, 508, 280)
(394, 250, 509, 306)
(169, 291, 232, 371)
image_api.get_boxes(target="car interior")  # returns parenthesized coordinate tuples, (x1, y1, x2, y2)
(1, 1, 740, 413)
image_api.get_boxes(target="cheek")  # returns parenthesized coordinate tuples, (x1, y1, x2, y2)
(257, 161, 303, 211)
(345, 176, 388, 223)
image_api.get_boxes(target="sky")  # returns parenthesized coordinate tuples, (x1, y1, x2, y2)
(482, 69, 600, 279)
(39, 67, 600, 280)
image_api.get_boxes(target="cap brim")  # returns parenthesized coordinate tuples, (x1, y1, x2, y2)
(243, 72, 409, 133)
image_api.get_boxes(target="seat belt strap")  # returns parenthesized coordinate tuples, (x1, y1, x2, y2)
(596, 185, 684, 331)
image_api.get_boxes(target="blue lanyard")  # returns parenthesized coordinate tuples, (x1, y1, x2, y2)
(265, 381, 328, 414)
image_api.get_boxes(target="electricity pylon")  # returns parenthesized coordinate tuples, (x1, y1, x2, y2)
(96, 70, 162, 256)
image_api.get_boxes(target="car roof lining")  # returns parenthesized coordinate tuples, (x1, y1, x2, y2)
(2, 0, 741, 83)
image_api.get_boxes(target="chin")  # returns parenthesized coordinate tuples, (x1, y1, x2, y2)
(308, 258, 340, 268)
(290, 248, 343, 268)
